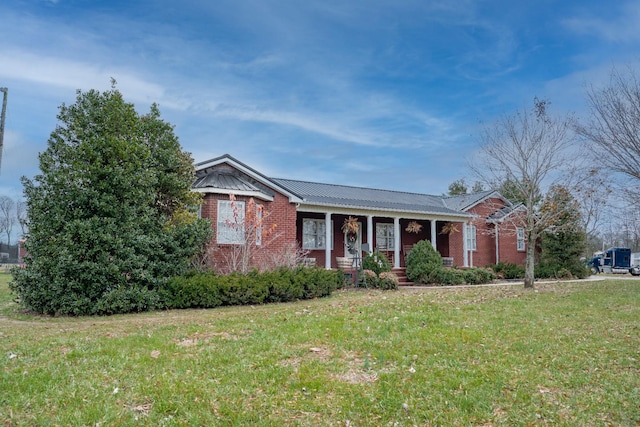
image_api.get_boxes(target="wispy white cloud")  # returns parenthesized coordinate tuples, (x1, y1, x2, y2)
(0, 50, 166, 104)
(563, 1, 640, 43)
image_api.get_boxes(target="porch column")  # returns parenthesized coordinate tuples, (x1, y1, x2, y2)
(430, 220, 437, 250)
(394, 217, 401, 268)
(325, 212, 332, 270)
(463, 221, 469, 267)
(367, 215, 373, 253)
(495, 224, 500, 264)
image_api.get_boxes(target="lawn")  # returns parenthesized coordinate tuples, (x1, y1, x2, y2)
(1, 272, 638, 426)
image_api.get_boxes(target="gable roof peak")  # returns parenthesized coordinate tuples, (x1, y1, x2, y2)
(442, 189, 511, 211)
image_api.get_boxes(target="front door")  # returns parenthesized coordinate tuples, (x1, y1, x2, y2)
(344, 222, 362, 265)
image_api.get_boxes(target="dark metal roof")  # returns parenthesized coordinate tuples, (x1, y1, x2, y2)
(442, 190, 502, 211)
(272, 178, 466, 217)
(193, 170, 262, 193)
(486, 203, 525, 222)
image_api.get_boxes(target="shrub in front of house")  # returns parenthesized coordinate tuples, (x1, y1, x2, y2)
(362, 251, 392, 275)
(430, 267, 466, 285)
(161, 271, 223, 309)
(377, 271, 399, 290)
(93, 286, 164, 315)
(420, 267, 495, 286)
(405, 240, 442, 283)
(162, 266, 344, 309)
(405, 240, 495, 286)
(534, 262, 589, 280)
(360, 269, 379, 288)
(490, 262, 526, 279)
(463, 267, 496, 285)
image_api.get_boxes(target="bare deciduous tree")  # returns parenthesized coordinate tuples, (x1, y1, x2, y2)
(15, 200, 28, 238)
(577, 66, 640, 181)
(0, 195, 16, 245)
(571, 167, 612, 237)
(471, 98, 577, 288)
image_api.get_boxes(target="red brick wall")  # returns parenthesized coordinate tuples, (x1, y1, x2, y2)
(463, 198, 527, 267)
(447, 227, 464, 267)
(200, 191, 297, 272)
(496, 220, 527, 265)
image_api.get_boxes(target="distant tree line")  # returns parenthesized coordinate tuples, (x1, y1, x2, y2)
(0, 195, 27, 246)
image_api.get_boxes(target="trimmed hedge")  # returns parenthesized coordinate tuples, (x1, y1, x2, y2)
(427, 267, 496, 286)
(162, 266, 345, 309)
(405, 240, 495, 286)
(490, 262, 526, 279)
(358, 269, 399, 290)
(535, 262, 590, 280)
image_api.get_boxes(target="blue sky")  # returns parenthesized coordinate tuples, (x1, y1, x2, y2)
(1, 0, 639, 201)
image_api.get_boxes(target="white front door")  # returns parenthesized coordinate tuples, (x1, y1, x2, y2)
(344, 222, 362, 264)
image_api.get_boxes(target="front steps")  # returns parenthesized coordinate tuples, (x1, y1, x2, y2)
(392, 267, 414, 286)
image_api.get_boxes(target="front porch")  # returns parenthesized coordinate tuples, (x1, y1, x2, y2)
(296, 212, 469, 270)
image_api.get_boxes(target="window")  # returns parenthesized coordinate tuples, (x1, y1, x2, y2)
(466, 224, 477, 251)
(217, 200, 245, 244)
(517, 227, 525, 251)
(376, 223, 394, 250)
(255, 204, 263, 246)
(303, 219, 331, 250)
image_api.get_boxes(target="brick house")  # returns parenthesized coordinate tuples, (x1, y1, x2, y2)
(194, 154, 526, 272)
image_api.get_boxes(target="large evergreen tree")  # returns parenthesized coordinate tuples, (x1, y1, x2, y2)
(538, 185, 588, 278)
(11, 84, 211, 315)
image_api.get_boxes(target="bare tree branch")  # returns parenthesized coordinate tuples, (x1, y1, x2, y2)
(471, 98, 577, 288)
(577, 66, 640, 181)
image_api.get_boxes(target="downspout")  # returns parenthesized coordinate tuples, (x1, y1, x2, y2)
(463, 222, 468, 267)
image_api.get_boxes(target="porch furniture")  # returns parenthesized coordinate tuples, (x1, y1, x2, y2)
(336, 257, 353, 270)
(336, 256, 354, 283)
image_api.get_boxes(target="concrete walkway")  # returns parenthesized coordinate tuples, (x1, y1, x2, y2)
(400, 274, 640, 291)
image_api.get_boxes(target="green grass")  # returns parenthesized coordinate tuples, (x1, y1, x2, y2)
(1, 272, 639, 426)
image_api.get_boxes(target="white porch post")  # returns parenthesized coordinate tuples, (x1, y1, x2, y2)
(394, 217, 401, 268)
(495, 224, 500, 264)
(367, 215, 373, 253)
(463, 221, 469, 267)
(430, 220, 437, 250)
(325, 212, 332, 270)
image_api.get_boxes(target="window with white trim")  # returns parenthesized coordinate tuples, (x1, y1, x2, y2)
(466, 224, 477, 251)
(303, 219, 331, 250)
(517, 227, 525, 251)
(255, 204, 263, 246)
(217, 200, 245, 244)
(376, 223, 394, 250)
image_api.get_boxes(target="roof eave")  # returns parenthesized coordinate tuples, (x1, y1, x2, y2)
(297, 200, 471, 220)
(192, 187, 274, 202)
(195, 154, 303, 203)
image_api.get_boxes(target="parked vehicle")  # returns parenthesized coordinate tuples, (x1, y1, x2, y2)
(592, 247, 632, 274)
(630, 252, 640, 276)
